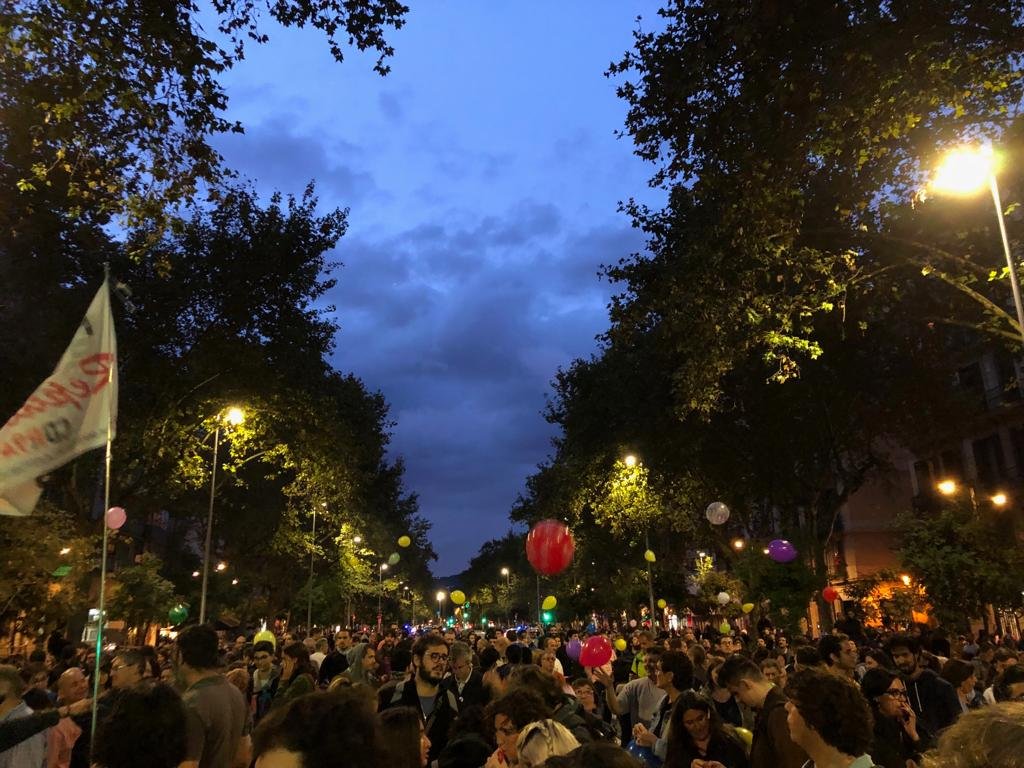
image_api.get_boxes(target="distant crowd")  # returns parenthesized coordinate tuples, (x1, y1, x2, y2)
(0, 616, 1022, 767)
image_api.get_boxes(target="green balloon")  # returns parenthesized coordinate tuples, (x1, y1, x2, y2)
(388, 552, 400, 565)
(168, 604, 189, 625)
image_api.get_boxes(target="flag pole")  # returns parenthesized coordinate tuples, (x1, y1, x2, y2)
(90, 269, 114, 748)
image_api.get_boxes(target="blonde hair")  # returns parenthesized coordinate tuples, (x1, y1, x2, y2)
(921, 702, 1024, 768)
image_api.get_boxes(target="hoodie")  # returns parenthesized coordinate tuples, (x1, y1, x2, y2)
(903, 668, 960, 735)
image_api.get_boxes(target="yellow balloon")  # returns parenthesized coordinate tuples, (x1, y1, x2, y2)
(254, 630, 276, 648)
(614, 638, 627, 652)
(719, 622, 731, 634)
(735, 727, 753, 748)
(450, 590, 466, 605)
(397, 535, 411, 548)
(742, 603, 755, 614)
(542, 595, 557, 610)
(644, 549, 656, 563)
(657, 598, 667, 610)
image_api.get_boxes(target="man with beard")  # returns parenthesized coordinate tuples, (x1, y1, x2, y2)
(316, 629, 352, 687)
(886, 634, 960, 735)
(381, 636, 458, 763)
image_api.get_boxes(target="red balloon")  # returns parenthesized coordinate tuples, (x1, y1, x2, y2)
(822, 586, 839, 603)
(579, 635, 613, 667)
(525, 519, 575, 576)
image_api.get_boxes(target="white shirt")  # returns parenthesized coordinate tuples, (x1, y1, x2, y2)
(0, 702, 47, 768)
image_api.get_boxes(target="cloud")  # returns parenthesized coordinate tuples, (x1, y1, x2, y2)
(328, 200, 646, 572)
(215, 117, 380, 202)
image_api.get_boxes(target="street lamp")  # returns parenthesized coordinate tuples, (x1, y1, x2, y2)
(307, 502, 325, 632)
(199, 406, 245, 624)
(378, 563, 388, 634)
(931, 144, 1024, 343)
(624, 453, 657, 629)
(436, 590, 446, 621)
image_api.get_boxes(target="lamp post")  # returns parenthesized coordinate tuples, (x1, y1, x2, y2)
(404, 585, 413, 627)
(307, 502, 325, 632)
(436, 590, 446, 622)
(623, 453, 657, 629)
(501, 567, 510, 627)
(345, 534, 362, 629)
(199, 406, 244, 624)
(931, 145, 1024, 343)
(377, 563, 388, 634)
(936, 478, 1009, 632)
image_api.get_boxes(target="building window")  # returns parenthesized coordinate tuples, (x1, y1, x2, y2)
(973, 433, 1007, 488)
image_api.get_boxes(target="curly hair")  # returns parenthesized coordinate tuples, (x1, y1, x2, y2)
(485, 688, 550, 733)
(921, 702, 1024, 768)
(509, 664, 563, 709)
(785, 668, 873, 757)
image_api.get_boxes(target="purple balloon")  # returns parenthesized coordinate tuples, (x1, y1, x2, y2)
(768, 539, 797, 563)
(566, 637, 582, 661)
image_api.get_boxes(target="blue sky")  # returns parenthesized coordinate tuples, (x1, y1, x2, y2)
(213, 2, 665, 574)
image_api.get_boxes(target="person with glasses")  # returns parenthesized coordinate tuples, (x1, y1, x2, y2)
(860, 667, 931, 768)
(381, 636, 458, 763)
(663, 690, 749, 768)
(443, 642, 486, 708)
(251, 641, 280, 725)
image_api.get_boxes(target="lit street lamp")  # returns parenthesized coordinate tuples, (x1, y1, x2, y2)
(378, 563, 388, 634)
(623, 453, 657, 629)
(307, 502, 325, 632)
(931, 145, 1024, 343)
(199, 407, 244, 624)
(436, 590, 446, 621)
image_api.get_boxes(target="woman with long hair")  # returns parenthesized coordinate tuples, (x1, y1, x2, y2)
(860, 667, 932, 768)
(272, 641, 316, 709)
(663, 690, 748, 768)
(380, 706, 431, 768)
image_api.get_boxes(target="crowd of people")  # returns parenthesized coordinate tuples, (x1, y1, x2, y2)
(0, 617, 1022, 768)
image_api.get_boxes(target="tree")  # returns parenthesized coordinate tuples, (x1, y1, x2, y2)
(0, 504, 97, 636)
(894, 497, 1024, 631)
(607, 1, 1024, 414)
(0, 1, 408, 245)
(105, 553, 178, 638)
(1, 183, 433, 630)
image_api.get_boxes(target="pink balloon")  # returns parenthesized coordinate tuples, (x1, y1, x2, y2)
(579, 635, 613, 667)
(106, 506, 126, 530)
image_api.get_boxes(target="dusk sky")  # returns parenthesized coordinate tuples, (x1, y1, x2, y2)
(212, 2, 666, 574)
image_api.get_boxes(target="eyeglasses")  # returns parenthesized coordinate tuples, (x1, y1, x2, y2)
(254, 654, 271, 661)
(883, 688, 909, 700)
(110, 664, 129, 672)
(427, 652, 449, 663)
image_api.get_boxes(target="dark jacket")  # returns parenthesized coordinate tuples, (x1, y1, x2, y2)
(868, 712, 932, 768)
(903, 669, 960, 735)
(551, 695, 593, 744)
(666, 728, 750, 768)
(317, 649, 350, 686)
(750, 687, 808, 768)
(441, 669, 487, 709)
(383, 678, 459, 763)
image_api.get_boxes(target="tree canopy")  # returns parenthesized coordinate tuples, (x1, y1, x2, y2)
(0, 1, 407, 247)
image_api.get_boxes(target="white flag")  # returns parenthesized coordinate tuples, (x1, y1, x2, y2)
(0, 279, 118, 514)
